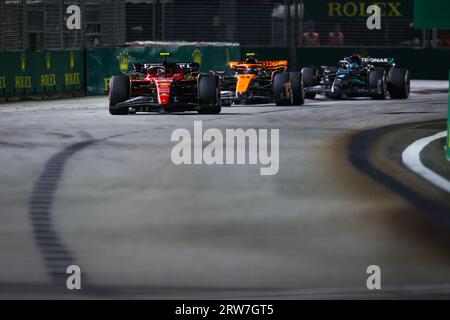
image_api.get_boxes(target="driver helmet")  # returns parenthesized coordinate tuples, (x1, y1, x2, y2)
(156, 67, 165, 77)
(247, 66, 260, 74)
(348, 53, 362, 70)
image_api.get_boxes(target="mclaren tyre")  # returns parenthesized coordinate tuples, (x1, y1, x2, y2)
(302, 67, 317, 99)
(274, 72, 305, 106)
(274, 72, 289, 106)
(289, 71, 305, 106)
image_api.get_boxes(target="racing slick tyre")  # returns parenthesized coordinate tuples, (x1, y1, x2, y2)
(369, 69, 389, 100)
(388, 68, 410, 99)
(301, 67, 317, 99)
(198, 74, 221, 114)
(221, 99, 232, 107)
(109, 75, 130, 115)
(273, 72, 290, 106)
(289, 71, 305, 106)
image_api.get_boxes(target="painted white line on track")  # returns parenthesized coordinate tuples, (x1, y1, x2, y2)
(402, 131, 450, 193)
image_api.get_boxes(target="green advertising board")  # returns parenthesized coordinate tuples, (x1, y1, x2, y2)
(240, 46, 450, 80)
(413, 0, 450, 161)
(414, 0, 450, 29)
(303, 0, 412, 20)
(447, 70, 450, 161)
(87, 46, 240, 95)
(0, 50, 85, 97)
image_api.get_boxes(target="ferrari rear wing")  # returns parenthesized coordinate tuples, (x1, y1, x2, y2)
(176, 62, 200, 72)
(142, 62, 199, 70)
(137, 62, 200, 74)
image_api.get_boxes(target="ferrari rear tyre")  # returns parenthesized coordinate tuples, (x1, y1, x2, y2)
(109, 75, 130, 115)
(388, 68, 410, 99)
(198, 74, 221, 114)
(199, 74, 220, 105)
(198, 107, 221, 114)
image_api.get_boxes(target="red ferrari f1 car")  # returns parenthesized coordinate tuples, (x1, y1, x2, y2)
(109, 53, 221, 115)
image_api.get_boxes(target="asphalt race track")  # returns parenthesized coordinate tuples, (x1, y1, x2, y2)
(0, 80, 449, 299)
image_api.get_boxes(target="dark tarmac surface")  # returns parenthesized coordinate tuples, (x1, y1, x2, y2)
(0, 80, 449, 299)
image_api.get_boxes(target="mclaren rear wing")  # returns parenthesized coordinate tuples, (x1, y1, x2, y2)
(229, 60, 288, 70)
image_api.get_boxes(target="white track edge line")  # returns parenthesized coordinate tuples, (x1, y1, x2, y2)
(402, 130, 450, 193)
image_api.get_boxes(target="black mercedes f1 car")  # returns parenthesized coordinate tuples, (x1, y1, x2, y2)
(302, 54, 410, 100)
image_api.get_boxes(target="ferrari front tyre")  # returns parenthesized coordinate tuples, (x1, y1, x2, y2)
(369, 69, 389, 100)
(109, 75, 130, 115)
(301, 67, 317, 99)
(273, 72, 290, 106)
(388, 68, 410, 99)
(198, 74, 221, 114)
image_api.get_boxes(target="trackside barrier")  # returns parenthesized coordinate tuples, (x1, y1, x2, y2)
(239, 47, 450, 80)
(447, 70, 450, 161)
(87, 46, 240, 95)
(0, 50, 85, 99)
(413, 0, 450, 161)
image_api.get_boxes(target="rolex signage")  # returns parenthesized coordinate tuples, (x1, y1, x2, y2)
(0, 50, 85, 97)
(303, 1, 412, 20)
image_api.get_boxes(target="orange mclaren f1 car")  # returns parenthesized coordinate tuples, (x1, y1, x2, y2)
(219, 53, 304, 106)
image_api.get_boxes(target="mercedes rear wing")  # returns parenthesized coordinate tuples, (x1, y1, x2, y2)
(362, 57, 395, 68)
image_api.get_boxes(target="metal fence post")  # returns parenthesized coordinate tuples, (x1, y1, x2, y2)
(293, 0, 298, 47)
(23, 0, 27, 50)
(161, 0, 165, 41)
(286, 0, 297, 71)
(0, 0, 3, 51)
(81, 0, 86, 49)
(61, 1, 64, 50)
(152, 0, 157, 41)
(298, 0, 303, 48)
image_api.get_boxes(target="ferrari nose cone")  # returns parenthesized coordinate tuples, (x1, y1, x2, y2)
(155, 80, 172, 105)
